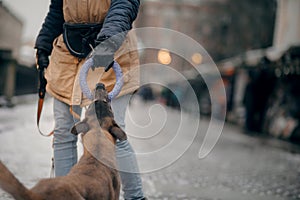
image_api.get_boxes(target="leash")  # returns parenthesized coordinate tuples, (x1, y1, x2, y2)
(36, 68, 54, 137)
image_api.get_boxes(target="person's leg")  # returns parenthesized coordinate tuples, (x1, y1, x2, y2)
(111, 94, 145, 200)
(53, 98, 81, 177)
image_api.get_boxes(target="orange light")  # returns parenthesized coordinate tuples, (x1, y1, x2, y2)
(158, 49, 172, 65)
(191, 53, 203, 65)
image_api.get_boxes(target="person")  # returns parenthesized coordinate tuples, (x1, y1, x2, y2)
(35, 0, 146, 199)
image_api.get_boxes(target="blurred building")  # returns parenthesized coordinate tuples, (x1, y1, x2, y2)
(223, 0, 300, 143)
(273, 0, 300, 48)
(0, 2, 23, 59)
(0, 2, 22, 106)
(0, 2, 38, 106)
(135, 0, 276, 62)
(135, 0, 300, 143)
(134, 0, 277, 99)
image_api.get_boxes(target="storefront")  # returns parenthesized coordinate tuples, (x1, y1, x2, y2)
(225, 46, 300, 143)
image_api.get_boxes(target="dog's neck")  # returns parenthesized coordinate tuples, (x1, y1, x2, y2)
(81, 117, 117, 168)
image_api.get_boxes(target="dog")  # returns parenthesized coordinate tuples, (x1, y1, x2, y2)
(0, 83, 127, 200)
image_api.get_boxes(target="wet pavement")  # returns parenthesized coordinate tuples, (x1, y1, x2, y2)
(0, 96, 300, 200)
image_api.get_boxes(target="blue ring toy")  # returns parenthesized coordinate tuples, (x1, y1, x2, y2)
(79, 58, 124, 101)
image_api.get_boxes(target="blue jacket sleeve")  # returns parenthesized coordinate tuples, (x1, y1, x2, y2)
(97, 0, 140, 47)
(35, 0, 64, 55)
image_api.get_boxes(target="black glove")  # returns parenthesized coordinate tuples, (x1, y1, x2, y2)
(36, 49, 48, 99)
(92, 39, 115, 72)
(36, 49, 49, 70)
(92, 33, 126, 72)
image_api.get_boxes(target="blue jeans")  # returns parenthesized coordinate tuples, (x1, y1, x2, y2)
(53, 95, 144, 199)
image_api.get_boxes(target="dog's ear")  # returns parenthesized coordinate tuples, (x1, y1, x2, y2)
(71, 121, 90, 135)
(109, 122, 127, 141)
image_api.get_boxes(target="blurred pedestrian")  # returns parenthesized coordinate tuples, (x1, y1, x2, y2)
(35, 0, 146, 199)
(138, 85, 154, 102)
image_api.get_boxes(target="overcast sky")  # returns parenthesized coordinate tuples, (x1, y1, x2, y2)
(2, 0, 50, 42)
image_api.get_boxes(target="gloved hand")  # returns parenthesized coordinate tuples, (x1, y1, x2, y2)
(36, 49, 49, 70)
(36, 49, 48, 99)
(91, 33, 126, 72)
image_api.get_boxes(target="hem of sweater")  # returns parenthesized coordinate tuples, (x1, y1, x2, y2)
(46, 87, 72, 106)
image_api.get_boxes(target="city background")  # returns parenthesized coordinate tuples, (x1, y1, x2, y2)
(0, 0, 300, 199)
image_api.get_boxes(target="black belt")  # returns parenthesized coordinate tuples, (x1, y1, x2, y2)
(63, 22, 103, 58)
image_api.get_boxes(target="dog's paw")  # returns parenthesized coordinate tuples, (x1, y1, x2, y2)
(109, 122, 127, 141)
(71, 121, 90, 135)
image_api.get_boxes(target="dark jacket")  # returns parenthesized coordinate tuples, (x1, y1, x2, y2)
(35, 0, 140, 55)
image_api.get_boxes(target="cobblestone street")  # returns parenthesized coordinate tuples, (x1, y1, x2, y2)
(0, 96, 300, 200)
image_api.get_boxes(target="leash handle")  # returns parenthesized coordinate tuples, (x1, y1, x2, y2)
(79, 58, 124, 101)
(37, 68, 54, 137)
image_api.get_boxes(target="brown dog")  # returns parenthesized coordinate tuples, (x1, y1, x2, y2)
(0, 83, 127, 200)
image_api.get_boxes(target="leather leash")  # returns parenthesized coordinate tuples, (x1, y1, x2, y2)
(36, 69, 80, 137)
(37, 68, 54, 137)
(37, 97, 54, 137)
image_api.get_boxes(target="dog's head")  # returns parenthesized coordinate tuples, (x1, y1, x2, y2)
(70, 83, 127, 142)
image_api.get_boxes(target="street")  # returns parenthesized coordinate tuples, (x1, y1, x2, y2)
(0, 96, 300, 200)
